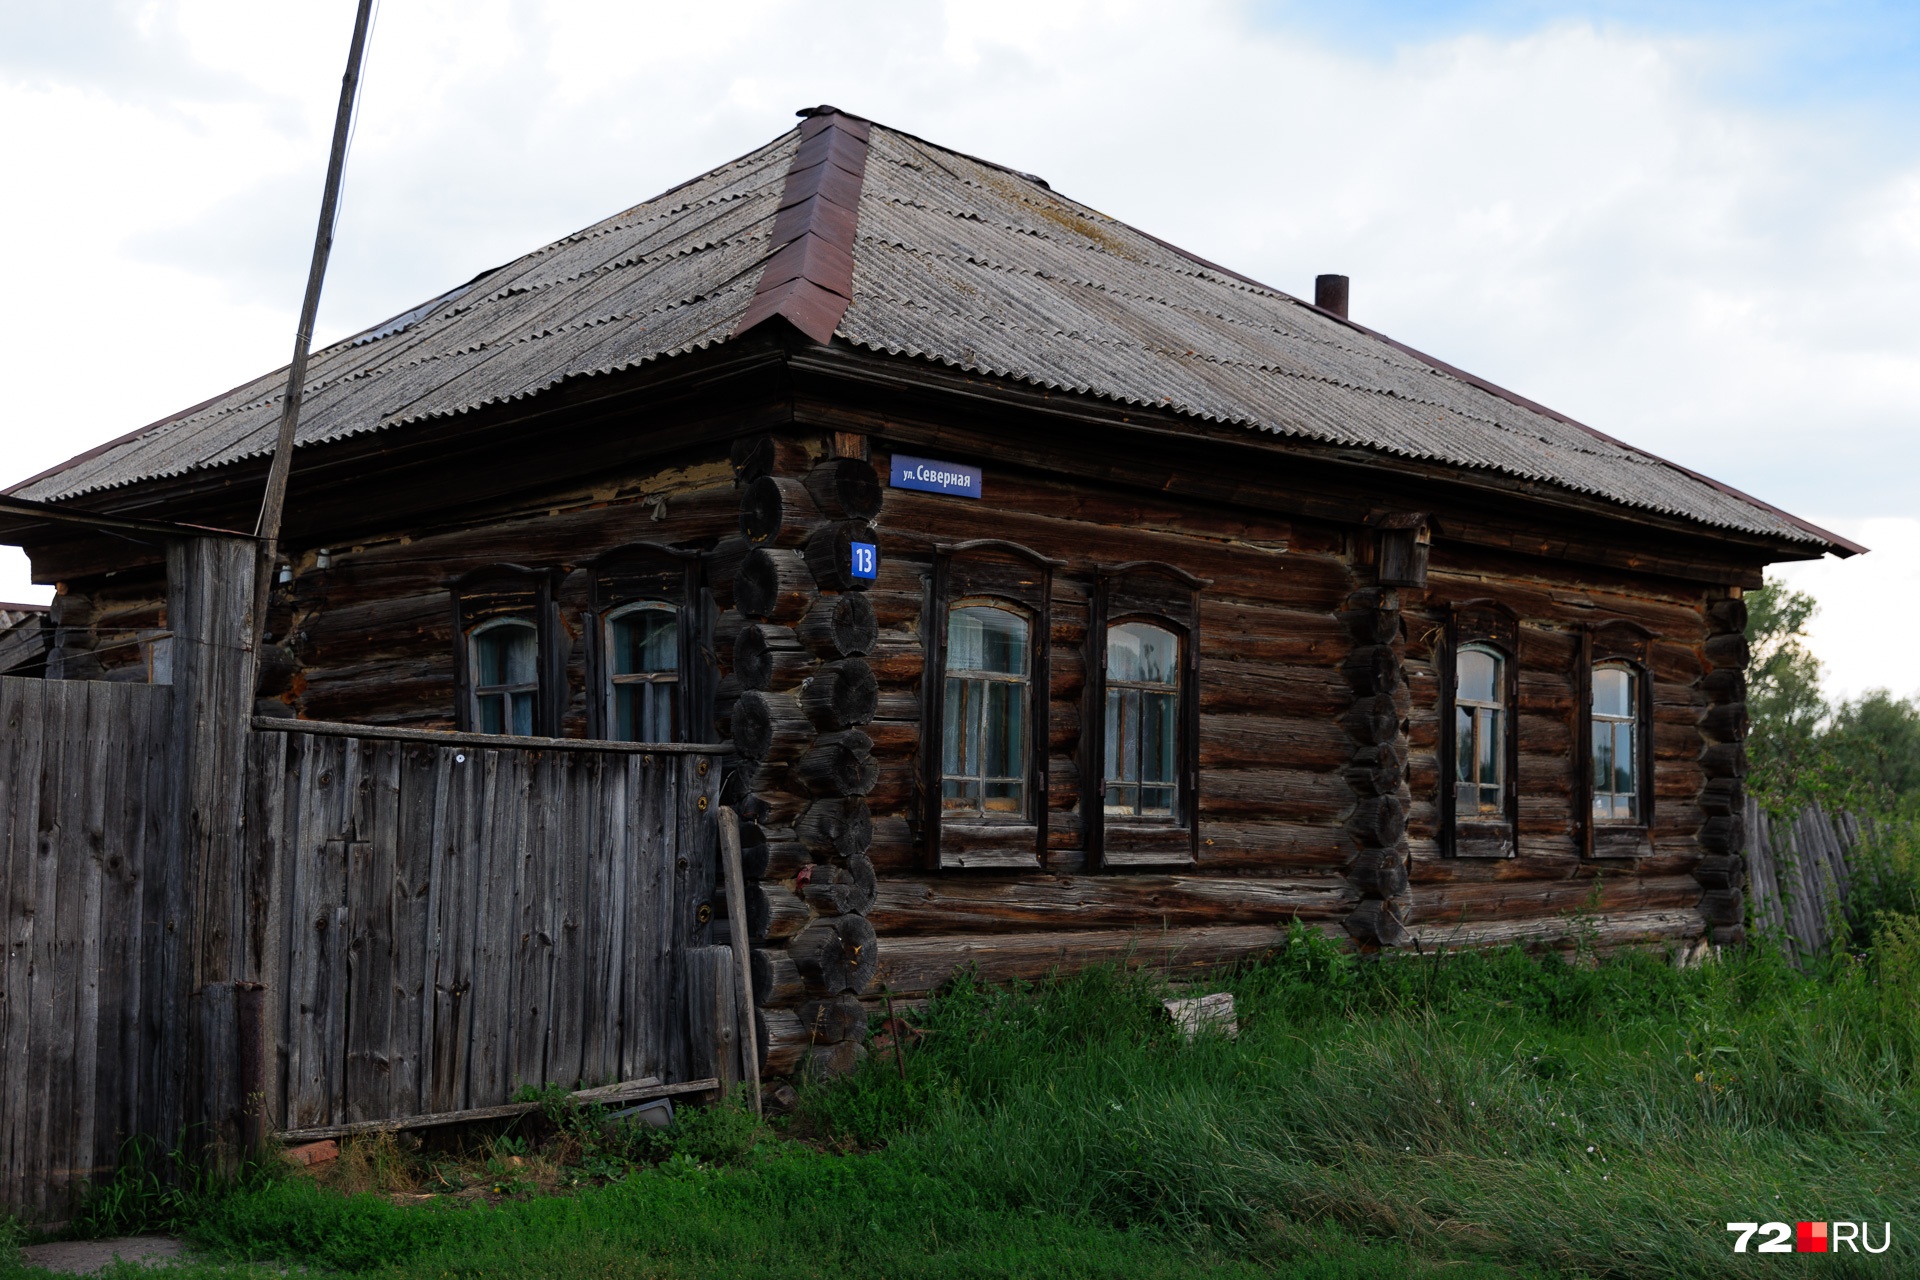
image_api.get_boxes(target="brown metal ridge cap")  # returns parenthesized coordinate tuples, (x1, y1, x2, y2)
(0, 601, 50, 613)
(0, 492, 255, 540)
(733, 108, 873, 345)
(1119, 227, 1864, 559)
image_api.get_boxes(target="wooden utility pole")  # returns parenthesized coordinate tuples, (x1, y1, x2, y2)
(251, 0, 377, 656)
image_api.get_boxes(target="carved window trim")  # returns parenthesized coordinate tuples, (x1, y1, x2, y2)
(1439, 598, 1520, 858)
(1086, 561, 1206, 869)
(922, 539, 1063, 871)
(451, 563, 564, 736)
(1577, 620, 1658, 859)
(586, 542, 708, 742)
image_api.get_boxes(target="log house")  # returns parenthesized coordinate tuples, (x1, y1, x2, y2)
(2, 107, 1858, 1077)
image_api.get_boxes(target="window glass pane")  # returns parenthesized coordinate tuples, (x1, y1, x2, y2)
(1143, 690, 1177, 785)
(985, 680, 1024, 779)
(1108, 622, 1178, 685)
(948, 606, 1028, 675)
(984, 780, 1023, 813)
(510, 691, 535, 737)
(1477, 708, 1502, 788)
(478, 695, 505, 736)
(1613, 723, 1636, 800)
(1114, 690, 1141, 782)
(1593, 665, 1631, 718)
(1457, 648, 1499, 704)
(1104, 689, 1124, 784)
(475, 621, 537, 687)
(1104, 784, 1131, 813)
(943, 678, 972, 778)
(1592, 720, 1614, 794)
(611, 606, 677, 675)
(1455, 707, 1474, 783)
(1139, 785, 1175, 817)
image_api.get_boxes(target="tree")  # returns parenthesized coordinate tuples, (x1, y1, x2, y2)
(1828, 692, 1920, 811)
(1743, 579, 1829, 808)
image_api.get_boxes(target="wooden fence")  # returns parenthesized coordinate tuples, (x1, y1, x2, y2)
(248, 722, 721, 1132)
(1745, 798, 1874, 961)
(0, 537, 732, 1219)
(0, 676, 176, 1217)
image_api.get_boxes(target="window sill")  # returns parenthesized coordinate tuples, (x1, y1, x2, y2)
(1452, 821, 1514, 859)
(1590, 825, 1654, 859)
(940, 822, 1043, 870)
(1101, 823, 1196, 869)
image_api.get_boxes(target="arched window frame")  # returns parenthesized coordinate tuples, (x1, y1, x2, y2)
(1086, 561, 1206, 869)
(1578, 620, 1657, 858)
(921, 540, 1063, 871)
(939, 597, 1035, 820)
(1440, 599, 1520, 858)
(468, 617, 540, 735)
(451, 563, 564, 736)
(587, 541, 709, 743)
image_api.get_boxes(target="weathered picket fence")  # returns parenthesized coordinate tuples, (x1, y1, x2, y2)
(1744, 798, 1877, 961)
(0, 535, 731, 1220)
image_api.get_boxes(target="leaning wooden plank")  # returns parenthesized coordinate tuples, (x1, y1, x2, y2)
(252, 716, 724, 755)
(275, 1075, 717, 1142)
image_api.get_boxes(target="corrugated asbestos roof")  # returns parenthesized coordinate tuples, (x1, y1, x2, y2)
(9, 112, 1840, 551)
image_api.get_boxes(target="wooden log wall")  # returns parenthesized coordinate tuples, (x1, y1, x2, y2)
(716, 435, 883, 1080)
(1401, 547, 1715, 953)
(246, 723, 720, 1130)
(846, 439, 1365, 1002)
(1695, 594, 1750, 946)
(0, 676, 174, 1218)
(25, 421, 1752, 1093)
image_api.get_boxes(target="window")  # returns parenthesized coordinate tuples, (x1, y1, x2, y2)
(921, 539, 1062, 870)
(1580, 620, 1655, 857)
(941, 603, 1030, 818)
(1439, 599, 1519, 858)
(590, 542, 708, 744)
(471, 618, 538, 735)
(607, 603, 679, 742)
(451, 563, 563, 736)
(1453, 645, 1507, 817)
(1104, 622, 1180, 819)
(1591, 663, 1639, 822)
(1086, 562, 1204, 868)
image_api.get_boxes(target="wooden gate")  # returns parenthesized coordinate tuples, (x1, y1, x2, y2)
(0, 677, 176, 1216)
(247, 722, 722, 1130)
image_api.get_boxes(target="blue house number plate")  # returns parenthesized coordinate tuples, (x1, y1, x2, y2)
(850, 541, 878, 581)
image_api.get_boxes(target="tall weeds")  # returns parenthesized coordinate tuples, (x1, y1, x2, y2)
(805, 931, 1919, 1278)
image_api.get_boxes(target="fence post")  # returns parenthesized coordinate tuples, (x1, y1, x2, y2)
(159, 535, 259, 1162)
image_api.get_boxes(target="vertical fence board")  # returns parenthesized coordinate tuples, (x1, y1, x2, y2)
(344, 744, 402, 1123)
(0, 679, 44, 1211)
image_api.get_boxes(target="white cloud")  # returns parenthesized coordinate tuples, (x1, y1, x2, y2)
(1, 1, 1916, 692)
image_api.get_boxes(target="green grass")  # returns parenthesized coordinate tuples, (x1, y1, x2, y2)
(5, 926, 1916, 1278)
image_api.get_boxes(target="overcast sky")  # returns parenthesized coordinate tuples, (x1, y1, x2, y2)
(1, 0, 1915, 701)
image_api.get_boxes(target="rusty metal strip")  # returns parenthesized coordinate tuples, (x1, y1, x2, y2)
(733, 107, 871, 344)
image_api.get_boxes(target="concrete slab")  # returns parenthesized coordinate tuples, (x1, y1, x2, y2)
(18, 1235, 185, 1275)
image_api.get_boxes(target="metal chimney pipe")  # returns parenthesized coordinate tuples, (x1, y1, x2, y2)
(1315, 274, 1349, 318)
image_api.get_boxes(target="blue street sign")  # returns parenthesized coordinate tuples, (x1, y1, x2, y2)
(889, 454, 982, 499)
(850, 541, 878, 581)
